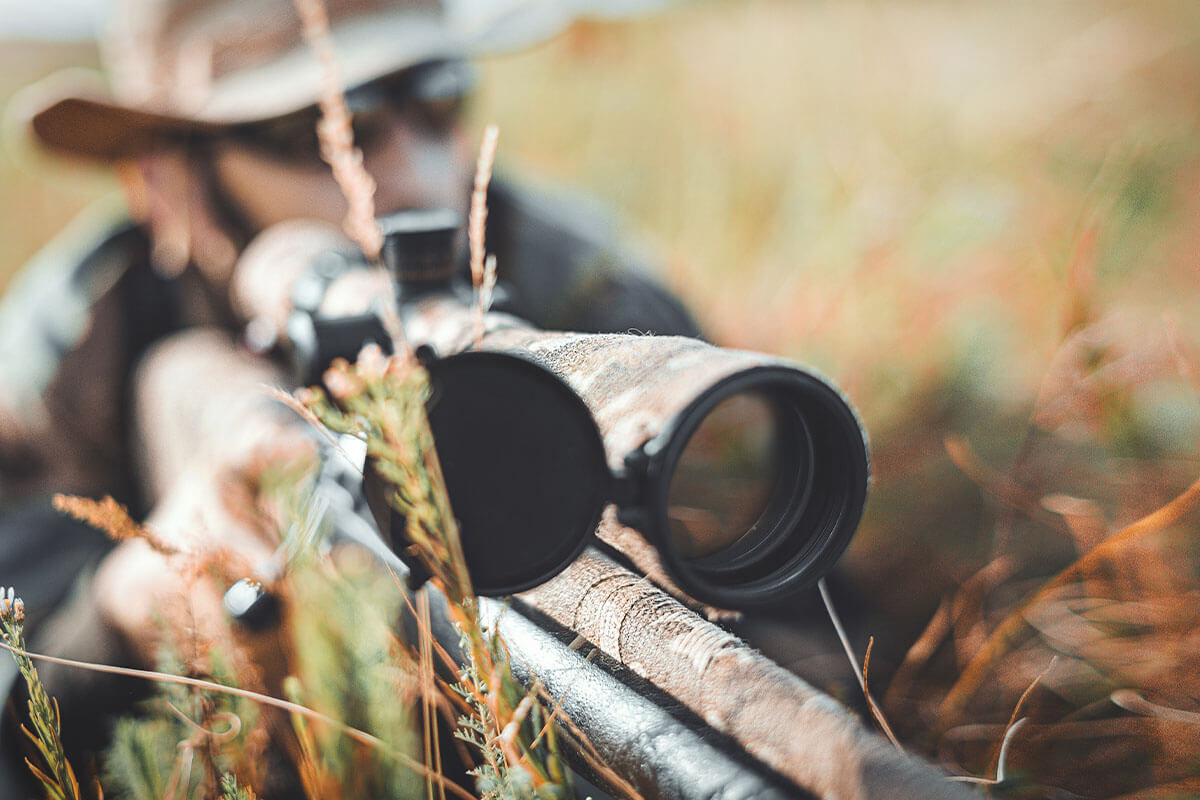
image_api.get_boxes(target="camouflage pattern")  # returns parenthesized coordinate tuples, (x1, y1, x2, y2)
(518, 548, 973, 800)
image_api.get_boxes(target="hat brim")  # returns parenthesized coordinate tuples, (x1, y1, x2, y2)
(27, 12, 469, 161)
(29, 96, 226, 161)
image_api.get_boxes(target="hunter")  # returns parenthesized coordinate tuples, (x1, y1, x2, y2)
(0, 0, 699, 789)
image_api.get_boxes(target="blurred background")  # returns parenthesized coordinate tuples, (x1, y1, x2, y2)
(4, 1, 1200, 795)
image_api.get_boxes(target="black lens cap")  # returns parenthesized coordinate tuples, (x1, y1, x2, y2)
(417, 350, 610, 595)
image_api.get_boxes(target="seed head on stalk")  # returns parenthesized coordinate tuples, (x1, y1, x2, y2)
(470, 124, 500, 347)
(0, 588, 82, 800)
(292, 0, 383, 264)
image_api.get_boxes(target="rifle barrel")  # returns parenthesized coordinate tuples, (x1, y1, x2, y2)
(518, 548, 976, 800)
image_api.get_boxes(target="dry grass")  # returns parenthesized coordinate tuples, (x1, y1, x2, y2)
(292, 0, 382, 261)
(469, 123, 499, 346)
(5, 0, 1200, 795)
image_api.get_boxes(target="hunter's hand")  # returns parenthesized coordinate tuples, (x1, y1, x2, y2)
(92, 328, 313, 678)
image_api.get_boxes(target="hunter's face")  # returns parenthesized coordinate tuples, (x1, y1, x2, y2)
(208, 62, 476, 233)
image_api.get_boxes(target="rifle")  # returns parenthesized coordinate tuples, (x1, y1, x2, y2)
(135, 211, 972, 798)
(272, 208, 871, 612)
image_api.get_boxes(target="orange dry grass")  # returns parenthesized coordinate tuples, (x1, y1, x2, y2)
(51, 493, 255, 588)
(882, 320, 1200, 794)
(931, 517, 1200, 788)
(51, 494, 147, 546)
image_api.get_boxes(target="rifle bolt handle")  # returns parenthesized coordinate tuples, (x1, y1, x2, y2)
(223, 578, 281, 631)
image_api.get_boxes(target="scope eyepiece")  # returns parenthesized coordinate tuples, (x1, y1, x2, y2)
(630, 367, 869, 609)
(362, 349, 869, 610)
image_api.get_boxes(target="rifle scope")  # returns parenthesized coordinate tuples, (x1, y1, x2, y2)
(282, 209, 870, 609)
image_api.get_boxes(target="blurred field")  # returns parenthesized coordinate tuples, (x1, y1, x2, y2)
(5, 0, 1200, 794)
(0, 40, 113, 288)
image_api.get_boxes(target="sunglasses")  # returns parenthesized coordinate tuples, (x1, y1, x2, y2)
(224, 59, 475, 163)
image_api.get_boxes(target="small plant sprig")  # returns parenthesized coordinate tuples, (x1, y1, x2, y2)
(469, 124, 501, 347)
(292, 0, 382, 261)
(451, 629, 572, 800)
(0, 588, 82, 800)
(219, 773, 259, 800)
(302, 349, 574, 799)
(301, 347, 473, 605)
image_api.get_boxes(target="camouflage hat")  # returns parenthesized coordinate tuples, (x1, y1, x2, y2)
(22, 0, 550, 160)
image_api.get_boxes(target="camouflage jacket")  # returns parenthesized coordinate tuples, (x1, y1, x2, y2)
(0, 177, 701, 516)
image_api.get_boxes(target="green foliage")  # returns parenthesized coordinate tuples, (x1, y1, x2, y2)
(219, 773, 258, 800)
(102, 647, 261, 800)
(452, 630, 572, 800)
(284, 555, 423, 800)
(103, 717, 175, 800)
(0, 589, 81, 800)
